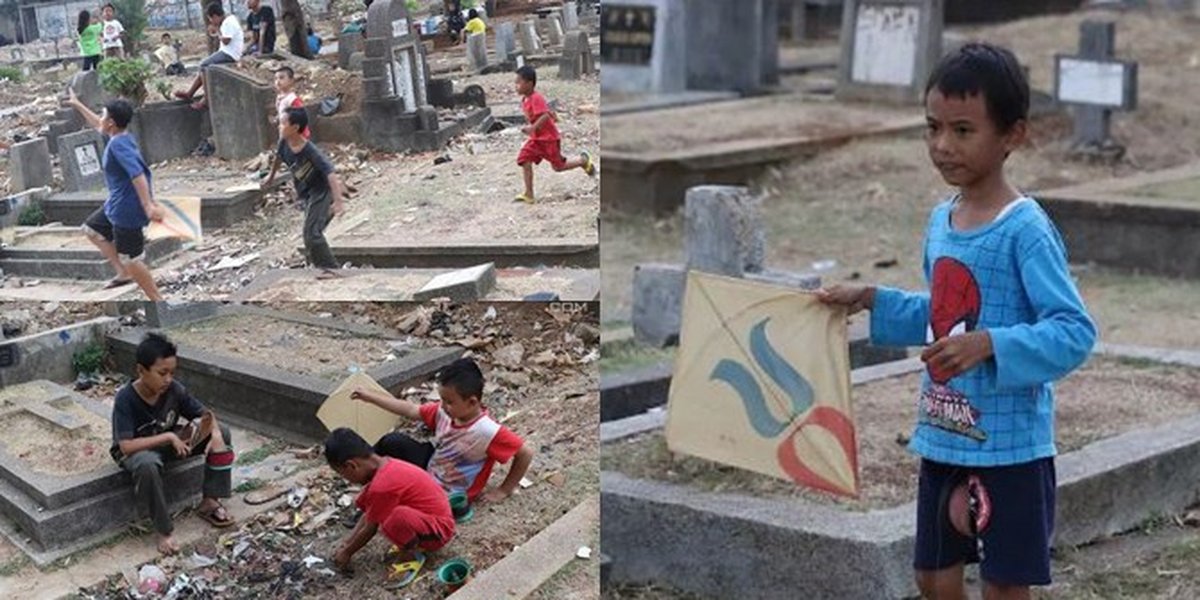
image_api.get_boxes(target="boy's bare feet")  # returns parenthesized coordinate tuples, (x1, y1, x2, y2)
(157, 534, 179, 555)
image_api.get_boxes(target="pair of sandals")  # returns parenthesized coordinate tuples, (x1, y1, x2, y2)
(384, 548, 426, 589)
(179, 412, 236, 528)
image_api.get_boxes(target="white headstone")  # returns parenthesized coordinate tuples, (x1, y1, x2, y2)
(836, 0, 943, 104)
(467, 32, 489, 72)
(564, 1, 580, 30)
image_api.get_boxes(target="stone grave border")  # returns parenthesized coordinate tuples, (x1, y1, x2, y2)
(1035, 161, 1200, 278)
(107, 304, 463, 444)
(42, 187, 266, 231)
(0, 381, 205, 564)
(0, 227, 183, 281)
(601, 344, 1200, 599)
(231, 267, 602, 302)
(0, 315, 118, 387)
(320, 238, 600, 269)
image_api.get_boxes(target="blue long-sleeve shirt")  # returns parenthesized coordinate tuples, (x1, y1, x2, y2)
(870, 197, 1096, 466)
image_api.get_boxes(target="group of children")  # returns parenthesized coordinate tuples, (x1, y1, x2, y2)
(116, 333, 530, 586)
(75, 3, 126, 71)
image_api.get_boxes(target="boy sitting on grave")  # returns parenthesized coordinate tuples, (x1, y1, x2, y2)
(514, 65, 595, 204)
(175, 5, 244, 111)
(327, 427, 456, 583)
(154, 33, 186, 76)
(818, 43, 1096, 599)
(110, 333, 236, 556)
(264, 107, 347, 278)
(352, 357, 534, 503)
(65, 88, 166, 301)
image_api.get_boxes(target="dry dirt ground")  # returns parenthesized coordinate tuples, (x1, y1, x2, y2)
(602, 355, 1200, 511)
(0, 302, 598, 599)
(600, 9, 1200, 353)
(0, 13, 598, 302)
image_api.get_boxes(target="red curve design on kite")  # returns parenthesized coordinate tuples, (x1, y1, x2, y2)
(776, 406, 859, 498)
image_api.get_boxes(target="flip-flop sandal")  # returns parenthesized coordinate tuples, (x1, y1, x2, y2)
(198, 503, 236, 528)
(244, 484, 288, 505)
(514, 194, 535, 204)
(581, 151, 596, 177)
(383, 551, 425, 590)
(103, 278, 132, 289)
(455, 505, 475, 524)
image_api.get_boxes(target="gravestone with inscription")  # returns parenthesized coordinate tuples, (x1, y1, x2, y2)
(836, 0, 944, 104)
(361, 0, 442, 152)
(600, 0, 686, 94)
(559, 31, 596, 80)
(1054, 20, 1137, 160)
(59, 129, 106, 192)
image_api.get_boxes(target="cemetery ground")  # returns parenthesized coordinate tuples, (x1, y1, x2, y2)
(602, 10, 1200, 351)
(0, 17, 600, 303)
(0, 301, 600, 599)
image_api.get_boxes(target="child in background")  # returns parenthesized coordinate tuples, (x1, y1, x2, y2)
(77, 11, 102, 71)
(352, 358, 533, 503)
(326, 428, 455, 584)
(818, 43, 1096, 599)
(100, 3, 124, 58)
(307, 26, 322, 55)
(514, 65, 595, 204)
(272, 66, 309, 139)
(154, 33, 186, 76)
(460, 8, 486, 43)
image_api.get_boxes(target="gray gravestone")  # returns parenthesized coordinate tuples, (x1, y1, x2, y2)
(559, 31, 595, 80)
(496, 22, 518, 61)
(206, 65, 275, 160)
(362, 0, 441, 152)
(684, 0, 779, 93)
(546, 15, 565, 46)
(600, 0, 686, 94)
(67, 70, 116, 111)
(518, 20, 542, 55)
(58, 129, 106, 192)
(564, 1, 580, 30)
(836, 0, 944, 104)
(684, 186, 766, 277)
(1054, 20, 1137, 158)
(467, 32, 489, 72)
(8, 138, 52, 193)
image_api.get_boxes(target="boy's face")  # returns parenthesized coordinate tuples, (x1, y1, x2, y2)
(162, 35, 171, 45)
(279, 112, 297, 138)
(102, 6, 113, 19)
(515, 74, 533, 96)
(136, 356, 177, 397)
(332, 458, 370, 485)
(274, 71, 294, 94)
(924, 89, 1025, 189)
(439, 384, 481, 422)
(97, 108, 117, 135)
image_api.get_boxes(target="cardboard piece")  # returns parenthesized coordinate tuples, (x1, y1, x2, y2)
(665, 271, 858, 497)
(317, 371, 402, 443)
(146, 195, 203, 241)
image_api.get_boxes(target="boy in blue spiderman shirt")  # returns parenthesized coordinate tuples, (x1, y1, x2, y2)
(819, 43, 1096, 599)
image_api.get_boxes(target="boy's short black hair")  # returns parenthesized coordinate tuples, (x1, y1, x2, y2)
(103, 3, 114, 10)
(275, 66, 295, 79)
(325, 427, 373, 466)
(516, 65, 537, 86)
(206, 5, 225, 17)
(104, 99, 134, 129)
(437, 358, 484, 400)
(468, 9, 478, 19)
(136, 332, 177, 368)
(162, 32, 171, 39)
(282, 106, 308, 131)
(925, 42, 1029, 133)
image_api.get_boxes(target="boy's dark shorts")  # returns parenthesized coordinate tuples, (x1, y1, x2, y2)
(82, 208, 145, 261)
(200, 50, 236, 68)
(914, 457, 1056, 586)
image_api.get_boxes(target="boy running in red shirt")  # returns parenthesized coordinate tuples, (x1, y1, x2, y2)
(327, 428, 455, 584)
(514, 65, 595, 204)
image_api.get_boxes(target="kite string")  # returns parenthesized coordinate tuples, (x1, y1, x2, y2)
(695, 279, 793, 419)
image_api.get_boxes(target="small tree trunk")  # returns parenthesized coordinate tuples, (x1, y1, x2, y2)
(281, 0, 313, 59)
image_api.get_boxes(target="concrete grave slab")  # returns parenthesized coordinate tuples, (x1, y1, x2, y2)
(230, 267, 601, 302)
(322, 237, 599, 269)
(107, 304, 464, 443)
(57, 129, 106, 192)
(0, 226, 183, 281)
(836, 0, 944, 104)
(8, 138, 53, 193)
(602, 347, 1200, 598)
(411, 262, 497, 302)
(600, 0, 686, 95)
(1034, 161, 1200, 278)
(0, 381, 205, 563)
(0, 316, 118, 387)
(130, 101, 208, 164)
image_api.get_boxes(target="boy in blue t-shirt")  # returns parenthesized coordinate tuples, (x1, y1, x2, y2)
(819, 43, 1096, 598)
(66, 88, 165, 300)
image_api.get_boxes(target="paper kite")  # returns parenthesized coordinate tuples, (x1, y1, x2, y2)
(317, 371, 401, 444)
(664, 271, 859, 497)
(146, 195, 202, 241)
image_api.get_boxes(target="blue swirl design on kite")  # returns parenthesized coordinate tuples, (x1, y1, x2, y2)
(710, 318, 815, 437)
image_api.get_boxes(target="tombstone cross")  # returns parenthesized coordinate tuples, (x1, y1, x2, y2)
(1054, 20, 1138, 158)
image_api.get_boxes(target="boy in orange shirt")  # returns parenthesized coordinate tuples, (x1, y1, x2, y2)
(514, 65, 595, 203)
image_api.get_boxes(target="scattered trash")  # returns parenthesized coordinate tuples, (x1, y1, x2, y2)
(286, 486, 309, 509)
(811, 259, 837, 272)
(185, 552, 217, 569)
(576, 546, 592, 560)
(206, 252, 261, 272)
(302, 555, 325, 568)
(137, 564, 168, 595)
(518, 477, 533, 489)
(873, 258, 898, 269)
(319, 94, 342, 117)
(337, 493, 353, 507)
(434, 154, 452, 165)
(484, 306, 497, 320)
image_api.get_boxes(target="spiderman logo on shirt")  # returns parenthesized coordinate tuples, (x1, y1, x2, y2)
(920, 257, 987, 442)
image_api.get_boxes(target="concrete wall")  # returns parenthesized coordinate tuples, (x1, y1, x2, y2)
(0, 317, 119, 388)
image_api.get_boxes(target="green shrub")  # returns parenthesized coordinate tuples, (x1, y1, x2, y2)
(110, 0, 148, 53)
(97, 57, 153, 105)
(17, 201, 43, 226)
(72, 342, 107, 376)
(0, 65, 23, 83)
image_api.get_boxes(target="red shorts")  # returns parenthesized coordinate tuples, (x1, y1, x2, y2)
(518, 138, 566, 170)
(379, 506, 455, 552)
